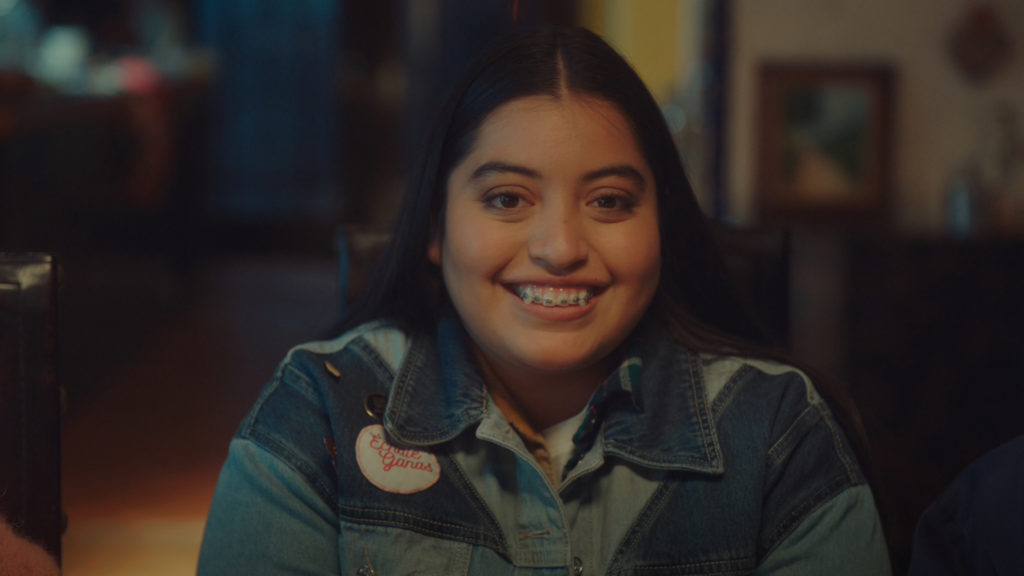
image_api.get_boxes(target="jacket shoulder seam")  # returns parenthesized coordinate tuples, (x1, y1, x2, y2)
(233, 432, 337, 514)
(762, 480, 864, 558)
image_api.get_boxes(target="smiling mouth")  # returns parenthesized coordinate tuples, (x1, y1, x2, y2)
(512, 285, 596, 307)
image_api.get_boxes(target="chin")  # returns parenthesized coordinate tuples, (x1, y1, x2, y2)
(511, 341, 609, 375)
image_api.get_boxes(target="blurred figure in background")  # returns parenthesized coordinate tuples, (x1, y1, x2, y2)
(908, 435, 1024, 576)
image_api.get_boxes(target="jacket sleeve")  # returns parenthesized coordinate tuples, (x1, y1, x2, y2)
(197, 438, 340, 575)
(743, 363, 891, 575)
(754, 483, 891, 575)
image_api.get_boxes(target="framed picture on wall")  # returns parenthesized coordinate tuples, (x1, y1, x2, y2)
(756, 63, 894, 225)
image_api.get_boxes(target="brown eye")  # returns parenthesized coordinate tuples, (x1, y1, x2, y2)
(590, 193, 636, 212)
(486, 192, 522, 209)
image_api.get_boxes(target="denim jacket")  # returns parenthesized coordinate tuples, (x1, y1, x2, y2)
(198, 319, 890, 575)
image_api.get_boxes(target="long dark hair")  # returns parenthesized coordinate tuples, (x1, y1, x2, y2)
(339, 26, 878, 504)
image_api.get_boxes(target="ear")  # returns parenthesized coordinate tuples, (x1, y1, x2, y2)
(427, 235, 441, 265)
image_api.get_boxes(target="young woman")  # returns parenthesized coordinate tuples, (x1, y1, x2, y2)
(198, 26, 890, 575)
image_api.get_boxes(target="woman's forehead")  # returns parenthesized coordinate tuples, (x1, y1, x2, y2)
(456, 94, 650, 178)
(480, 94, 632, 137)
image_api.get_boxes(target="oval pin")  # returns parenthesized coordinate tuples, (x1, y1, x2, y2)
(355, 424, 440, 494)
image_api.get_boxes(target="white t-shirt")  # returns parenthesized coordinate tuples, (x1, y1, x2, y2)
(541, 409, 588, 479)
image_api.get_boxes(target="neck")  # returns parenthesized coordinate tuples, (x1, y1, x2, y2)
(472, 347, 609, 431)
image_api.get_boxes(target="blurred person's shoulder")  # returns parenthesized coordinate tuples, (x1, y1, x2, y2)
(909, 435, 1024, 576)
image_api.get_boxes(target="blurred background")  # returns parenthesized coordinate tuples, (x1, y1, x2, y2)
(1, 0, 1023, 574)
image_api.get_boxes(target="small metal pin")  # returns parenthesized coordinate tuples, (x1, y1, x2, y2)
(324, 361, 341, 379)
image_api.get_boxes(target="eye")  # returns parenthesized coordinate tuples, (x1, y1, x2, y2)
(589, 193, 637, 213)
(592, 195, 622, 210)
(482, 190, 528, 211)
(491, 193, 520, 209)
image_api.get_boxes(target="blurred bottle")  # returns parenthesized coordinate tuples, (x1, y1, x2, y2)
(946, 165, 986, 237)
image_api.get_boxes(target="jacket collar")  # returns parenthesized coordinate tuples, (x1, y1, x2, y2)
(384, 318, 723, 476)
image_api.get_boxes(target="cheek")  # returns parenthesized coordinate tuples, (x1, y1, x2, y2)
(441, 208, 516, 282)
(604, 226, 661, 288)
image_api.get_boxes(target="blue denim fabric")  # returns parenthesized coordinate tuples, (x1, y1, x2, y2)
(907, 435, 1024, 576)
(198, 319, 890, 575)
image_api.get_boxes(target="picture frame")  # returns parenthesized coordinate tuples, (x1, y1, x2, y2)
(756, 63, 894, 225)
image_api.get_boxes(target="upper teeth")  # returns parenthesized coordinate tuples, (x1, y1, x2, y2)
(515, 285, 592, 307)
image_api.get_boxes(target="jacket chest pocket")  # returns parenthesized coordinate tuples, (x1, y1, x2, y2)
(339, 520, 473, 576)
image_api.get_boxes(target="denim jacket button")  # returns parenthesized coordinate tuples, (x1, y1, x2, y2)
(572, 556, 583, 575)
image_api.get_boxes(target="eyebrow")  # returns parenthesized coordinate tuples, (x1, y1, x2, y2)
(469, 161, 647, 188)
(470, 162, 541, 181)
(582, 165, 647, 187)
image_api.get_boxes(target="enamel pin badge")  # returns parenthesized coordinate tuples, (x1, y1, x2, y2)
(356, 424, 440, 494)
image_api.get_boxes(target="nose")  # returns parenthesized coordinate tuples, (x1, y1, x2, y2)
(527, 205, 588, 275)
